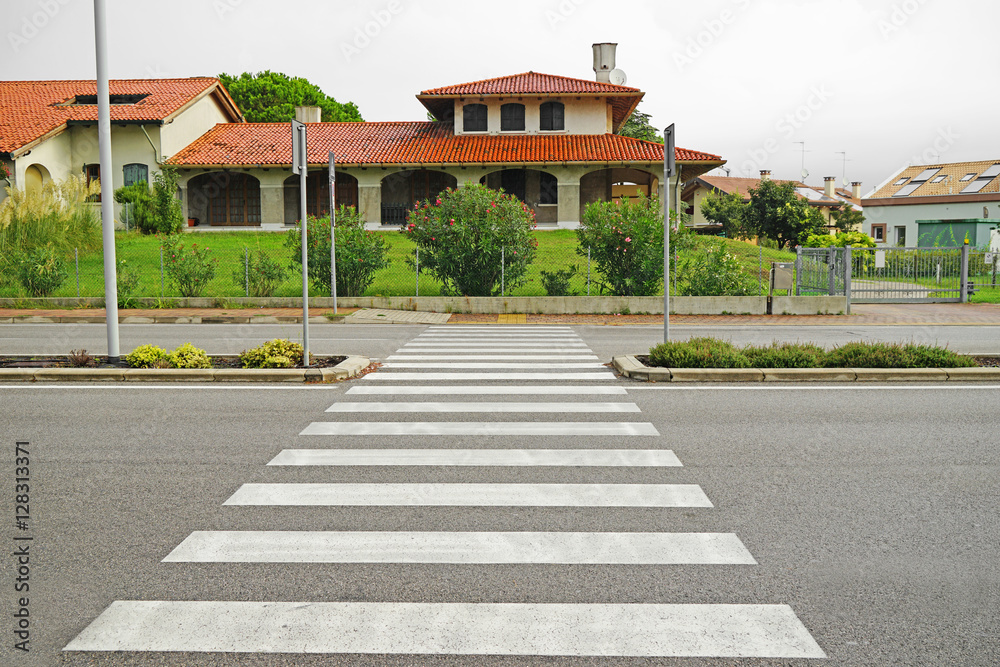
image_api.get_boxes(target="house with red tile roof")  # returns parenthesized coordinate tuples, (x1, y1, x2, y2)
(167, 46, 723, 230)
(0, 78, 243, 207)
(862, 160, 1000, 245)
(682, 171, 864, 235)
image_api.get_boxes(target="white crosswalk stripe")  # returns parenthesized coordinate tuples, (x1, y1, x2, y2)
(164, 531, 756, 564)
(66, 324, 825, 659)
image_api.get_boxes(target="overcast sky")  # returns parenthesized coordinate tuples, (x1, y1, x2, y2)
(4, 0, 997, 195)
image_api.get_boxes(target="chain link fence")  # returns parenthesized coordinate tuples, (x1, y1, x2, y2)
(0, 230, 797, 301)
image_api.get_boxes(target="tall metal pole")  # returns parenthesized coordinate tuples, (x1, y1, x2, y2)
(329, 151, 337, 314)
(292, 120, 310, 366)
(93, 0, 119, 361)
(663, 124, 675, 344)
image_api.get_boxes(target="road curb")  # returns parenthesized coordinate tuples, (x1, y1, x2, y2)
(0, 356, 371, 383)
(611, 357, 1000, 382)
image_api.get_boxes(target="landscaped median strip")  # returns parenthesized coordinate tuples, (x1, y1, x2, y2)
(0, 357, 371, 383)
(612, 356, 1000, 382)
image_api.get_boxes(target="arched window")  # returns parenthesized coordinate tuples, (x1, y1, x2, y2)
(540, 101, 565, 131)
(463, 104, 488, 132)
(501, 103, 525, 132)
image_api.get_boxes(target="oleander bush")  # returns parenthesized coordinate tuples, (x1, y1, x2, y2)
(125, 344, 169, 368)
(239, 339, 305, 369)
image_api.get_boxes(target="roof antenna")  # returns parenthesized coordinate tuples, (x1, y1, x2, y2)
(794, 141, 809, 182)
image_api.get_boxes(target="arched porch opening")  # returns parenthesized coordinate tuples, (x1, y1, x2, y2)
(283, 171, 359, 224)
(480, 168, 559, 224)
(580, 168, 660, 218)
(380, 169, 457, 225)
(188, 171, 262, 227)
(24, 164, 51, 192)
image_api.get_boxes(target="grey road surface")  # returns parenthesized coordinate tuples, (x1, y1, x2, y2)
(1, 322, 999, 361)
(1, 380, 997, 665)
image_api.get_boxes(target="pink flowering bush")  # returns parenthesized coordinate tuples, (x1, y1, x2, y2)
(576, 194, 669, 296)
(285, 206, 389, 297)
(160, 235, 217, 297)
(402, 183, 537, 296)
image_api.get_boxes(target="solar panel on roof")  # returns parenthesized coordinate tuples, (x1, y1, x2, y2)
(979, 163, 1000, 178)
(893, 182, 923, 197)
(893, 177, 909, 186)
(913, 168, 940, 181)
(961, 179, 992, 194)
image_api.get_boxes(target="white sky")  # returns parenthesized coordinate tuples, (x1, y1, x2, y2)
(3, 0, 997, 195)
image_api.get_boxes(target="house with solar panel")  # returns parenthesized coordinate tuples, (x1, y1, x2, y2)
(166, 44, 723, 230)
(863, 161, 1000, 246)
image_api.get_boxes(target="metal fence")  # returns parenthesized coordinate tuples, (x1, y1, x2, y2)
(847, 246, 968, 303)
(796, 247, 849, 297)
(0, 230, 784, 301)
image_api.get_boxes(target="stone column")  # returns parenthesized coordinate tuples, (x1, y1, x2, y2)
(355, 170, 384, 230)
(557, 179, 581, 229)
(257, 171, 287, 229)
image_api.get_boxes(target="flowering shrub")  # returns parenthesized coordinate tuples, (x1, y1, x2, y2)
(403, 184, 537, 296)
(161, 236, 218, 297)
(16, 247, 67, 297)
(232, 248, 287, 297)
(679, 245, 757, 296)
(576, 194, 665, 296)
(285, 206, 389, 297)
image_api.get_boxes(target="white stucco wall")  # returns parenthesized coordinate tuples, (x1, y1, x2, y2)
(866, 199, 1000, 246)
(451, 97, 611, 136)
(160, 93, 232, 160)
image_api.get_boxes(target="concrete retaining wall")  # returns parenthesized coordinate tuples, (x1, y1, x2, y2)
(0, 295, 849, 316)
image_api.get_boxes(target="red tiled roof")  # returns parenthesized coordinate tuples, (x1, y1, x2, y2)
(165, 122, 723, 167)
(0, 78, 242, 155)
(417, 72, 644, 134)
(685, 175, 862, 210)
(420, 72, 641, 96)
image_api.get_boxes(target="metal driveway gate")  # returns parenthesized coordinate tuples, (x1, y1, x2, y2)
(795, 247, 849, 297)
(847, 246, 969, 303)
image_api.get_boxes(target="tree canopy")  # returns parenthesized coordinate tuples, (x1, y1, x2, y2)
(617, 107, 663, 144)
(218, 71, 363, 123)
(829, 203, 865, 234)
(700, 180, 826, 248)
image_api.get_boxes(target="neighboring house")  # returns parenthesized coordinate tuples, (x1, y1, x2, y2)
(682, 170, 864, 235)
(166, 45, 724, 230)
(0, 77, 243, 215)
(863, 160, 1000, 246)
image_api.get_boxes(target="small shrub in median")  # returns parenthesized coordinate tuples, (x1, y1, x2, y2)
(167, 343, 212, 369)
(648, 337, 752, 369)
(743, 342, 826, 368)
(823, 341, 975, 369)
(16, 247, 68, 297)
(161, 236, 218, 297)
(240, 339, 305, 369)
(125, 344, 169, 368)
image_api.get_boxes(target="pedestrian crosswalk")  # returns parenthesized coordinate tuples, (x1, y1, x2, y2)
(65, 325, 825, 660)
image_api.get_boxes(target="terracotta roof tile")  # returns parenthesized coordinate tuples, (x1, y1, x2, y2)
(0, 78, 241, 155)
(868, 160, 1000, 200)
(166, 122, 723, 168)
(420, 72, 641, 96)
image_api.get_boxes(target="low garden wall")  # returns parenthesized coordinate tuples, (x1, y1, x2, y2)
(0, 295, 847, 315)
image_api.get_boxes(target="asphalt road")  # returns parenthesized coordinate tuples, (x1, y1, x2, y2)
(1, 377, 998, 665)
(2, 322, 999, 361)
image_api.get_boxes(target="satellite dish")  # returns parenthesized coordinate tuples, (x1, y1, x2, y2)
(609, 69, 628, 86)
(801, 169, 810, 182)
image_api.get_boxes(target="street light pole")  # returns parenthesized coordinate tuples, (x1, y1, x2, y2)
(93, 0, 119, 362)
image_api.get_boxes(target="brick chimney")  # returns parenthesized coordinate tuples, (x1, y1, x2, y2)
(852, 182, 862, 200)
(824, 177, 836, 199)
(593, 43, 617, 82)
(294, 106, 322, 123)
(760, 170, 772, 181)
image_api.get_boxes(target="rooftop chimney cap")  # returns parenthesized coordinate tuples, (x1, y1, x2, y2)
(593, 43, 618, 82)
